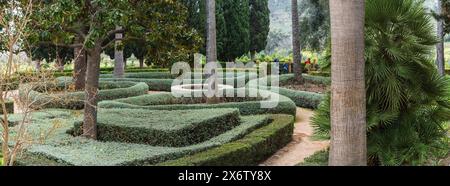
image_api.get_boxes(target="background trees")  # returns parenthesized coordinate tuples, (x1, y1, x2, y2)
(184, 0, 269, 62)
(249, 0, 270, 62)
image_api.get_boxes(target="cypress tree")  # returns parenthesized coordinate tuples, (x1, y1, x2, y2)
(249, 0, 270, 61)
(222, 0, 250, 62)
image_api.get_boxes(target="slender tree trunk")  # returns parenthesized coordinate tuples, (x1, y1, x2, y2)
(74, 38, 87, 90)
(139, 58, 144, 68)
(329, 0, 367, 166)
(206, 0, 219, 104)
(291, 0, 303, 83)
(113, 26, 125, 78)
(437, 0, 446, 76)
(82, 46, 102, 140)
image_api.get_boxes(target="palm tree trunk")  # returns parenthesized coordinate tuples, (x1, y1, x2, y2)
(329, 0, 367, 166)
(206, 0, 219, 104)
(437, 0, 445, 76)
(113, 26, 125, 78)
(291, 0, 303, 83)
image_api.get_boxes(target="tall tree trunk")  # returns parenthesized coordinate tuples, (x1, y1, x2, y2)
(139, 58, 144, 69)
(73, 38, 87, 90)
(113, 26, 125, 78)
(437, 0, 445, 76)
(82, 46, 102, 140)
(329, 0, 367, 166)
(291, 0, 303, 82)
(206, 0, 219, 104)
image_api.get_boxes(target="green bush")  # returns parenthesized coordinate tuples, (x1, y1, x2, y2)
(99, 72, 258, 91)
(159, 114, 295, 166)
(98, 88, 297, 116)
(297, 150, 329, 166)
(19, 80, 149, 109)
(100, 78, 174, 91)
(0, 99, 14, 114)
(69, 108, 242, 147)
(247, 74, 329, 109)
(6, 110, 279, 166)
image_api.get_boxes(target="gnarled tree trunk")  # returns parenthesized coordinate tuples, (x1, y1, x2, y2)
(291, 0, 303, 82)
(82, 45, 102, 139)
(329, 0, 367, 166)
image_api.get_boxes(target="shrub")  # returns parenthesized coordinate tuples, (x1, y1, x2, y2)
(19, 80, 149, 109)
(7, 109, 283, 166)
(247, 74, 329, 109)
(69, 108, 242, 147)
(99, 72, 258, 91)
(297, 150, 329, 166)
(159, 114, 295, 166)
(98, 88, 297, 116)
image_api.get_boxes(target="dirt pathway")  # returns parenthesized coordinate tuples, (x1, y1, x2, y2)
(261, 108, 329, 166)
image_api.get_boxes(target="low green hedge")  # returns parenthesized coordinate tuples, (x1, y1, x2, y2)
(159, 114, 294, 166)
(0, 100, 14, 114)
(99, 72, 258, 91)
(247, 74, 329, 109)
(98, 88, 297, 116)
(6, 110, 279, 166)
(100, 78, 174, 91)
(70, 108, 242, 147)
(19, 80, 149, 109)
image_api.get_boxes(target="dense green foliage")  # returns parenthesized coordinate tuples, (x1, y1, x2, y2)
(249, 0, 270, 57)
(312, 0, 450, 165)
(70, 108, 242, 147)
(183, 0, 269, 61)
(297, 150, 329, 166)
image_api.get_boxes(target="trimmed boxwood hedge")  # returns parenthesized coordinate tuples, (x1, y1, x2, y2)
(247, 74, 330, 109)
(0, 100, 14, 114)
(158, 114, 294, 166)
(69, 108, 242, 147)
(99, 72, 258, 91)
(9, 111, 293, 166)
(5, 110, 282, 166)
(19, 80, 149, 109)
(98, 88, 297, 116)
